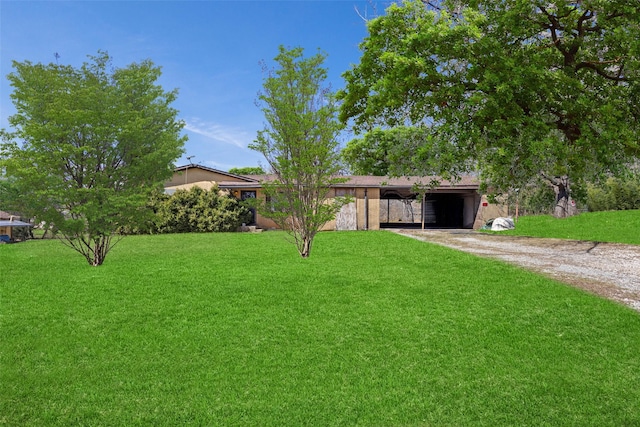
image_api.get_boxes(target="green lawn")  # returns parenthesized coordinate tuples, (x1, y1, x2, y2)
(2, 231, 640, 426)
(503, 209, 640, 245)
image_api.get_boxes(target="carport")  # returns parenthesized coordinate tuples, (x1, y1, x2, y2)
(0, 219, 33, 242)
(378, 178, 481, 229)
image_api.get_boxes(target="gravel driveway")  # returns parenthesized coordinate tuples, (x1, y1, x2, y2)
(393, 229, 640, 313)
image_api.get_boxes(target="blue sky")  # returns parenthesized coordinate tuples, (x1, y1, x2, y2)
(0, 0, 389, 171)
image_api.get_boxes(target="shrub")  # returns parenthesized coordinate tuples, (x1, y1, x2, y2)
(155, 186, 252, 233)
(587, 176, 640, 211)
(120, 186, 252, 234)
(517, 183, 557, 216)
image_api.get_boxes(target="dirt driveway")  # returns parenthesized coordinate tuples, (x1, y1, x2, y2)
(393, 229, 640, 313)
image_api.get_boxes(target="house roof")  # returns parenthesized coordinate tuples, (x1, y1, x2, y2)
(337, 175, 479, 189)
(0, 210, 20, 220)
(217, 174, 480, 190)
(169, 164, 480, 191)
(174, 164, 258, 183)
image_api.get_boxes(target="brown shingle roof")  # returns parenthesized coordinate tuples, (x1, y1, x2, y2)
(337, 175, 479, 188)
(218, 175, 479, 189)
(174, 164, 258, 182)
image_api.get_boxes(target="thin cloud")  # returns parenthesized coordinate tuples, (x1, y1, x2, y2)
(203, 160, 240, 171)
(184, 119, 253, 150)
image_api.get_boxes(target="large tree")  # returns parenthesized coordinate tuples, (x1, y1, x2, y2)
(0, 52, 185, 265)
(339, 0, 640, 217)
(250, 46, 348, 258)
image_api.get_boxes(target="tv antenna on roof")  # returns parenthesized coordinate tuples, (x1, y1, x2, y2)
(184, 156, 196, 184)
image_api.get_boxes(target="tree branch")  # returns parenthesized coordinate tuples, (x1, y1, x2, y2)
(575, 59, 627, 81)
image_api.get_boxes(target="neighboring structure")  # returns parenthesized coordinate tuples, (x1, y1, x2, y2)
(165, 165, 507, 231)
(0, 211, 32, 242)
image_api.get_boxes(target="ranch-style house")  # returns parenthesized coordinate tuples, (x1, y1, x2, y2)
(165, 165, 507, 231)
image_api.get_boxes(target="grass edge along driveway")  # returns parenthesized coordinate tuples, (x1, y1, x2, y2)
(2, 231, 640, 426)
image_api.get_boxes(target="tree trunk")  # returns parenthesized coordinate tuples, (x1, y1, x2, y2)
(63, 234, 113, 266)
(300, 235, 313, 258)
(91, 235, 111, 266)
(550, 176, 578, 218)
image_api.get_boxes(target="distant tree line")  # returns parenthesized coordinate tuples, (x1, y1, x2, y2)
(228, 166, 266, 175)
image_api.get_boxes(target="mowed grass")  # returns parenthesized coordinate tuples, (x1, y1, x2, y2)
(2, 231, 640, 426)
(503, 209, 640, 245)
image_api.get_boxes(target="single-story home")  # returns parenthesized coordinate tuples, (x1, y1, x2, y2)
(165, 165, 508, 231)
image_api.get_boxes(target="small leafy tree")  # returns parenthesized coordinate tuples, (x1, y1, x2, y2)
(0, 52, 186, 265)
(250, 46, 348, 258)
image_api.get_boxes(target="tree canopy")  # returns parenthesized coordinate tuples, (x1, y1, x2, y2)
(228, 166, 266, 175)
(341, 125, 471, 178)
(250, 46, 348, 258)
(339, 0, 640, 216)
(0, 52, 186, 265)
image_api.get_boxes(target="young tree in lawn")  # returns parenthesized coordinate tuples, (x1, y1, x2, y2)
(0, 52, 185, 265)
(339, 0, 640, 217)
(251, 46, 348, 258)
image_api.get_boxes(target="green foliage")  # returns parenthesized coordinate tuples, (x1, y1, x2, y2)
(0, 51, 186, 265)
(153, 186, 252, 233)
(227, 166, 266, 175)
(587, 175, 640, 212)
(339, 0, 640, 198)
(342, 126, 472, 177)
(517, 184, 557, 216)
(0, 176, 22, 213)
(501, 178, 558, 216)
(2, 232, 640, 424)
(251, 46, 349, 257)
(115, 189, 168, 235)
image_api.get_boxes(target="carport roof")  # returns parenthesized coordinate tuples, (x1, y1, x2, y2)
(0, 220, 32, 227)
(336, 175, 479, 189)
(217, 174, 480, 190)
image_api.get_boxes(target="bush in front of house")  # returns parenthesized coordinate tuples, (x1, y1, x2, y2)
(121, 186, 252, 234)
(155, 186, 252, 234)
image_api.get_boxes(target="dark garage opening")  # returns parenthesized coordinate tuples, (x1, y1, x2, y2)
(428, 193, 464, 228)
(380, 191, 465, 229)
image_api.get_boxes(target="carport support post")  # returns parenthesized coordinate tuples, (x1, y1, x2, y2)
(421, 192, 425, 230)
(364, 188, 369, 231)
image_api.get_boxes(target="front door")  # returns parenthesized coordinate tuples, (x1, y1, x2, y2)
(241, 191, 257, 225)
